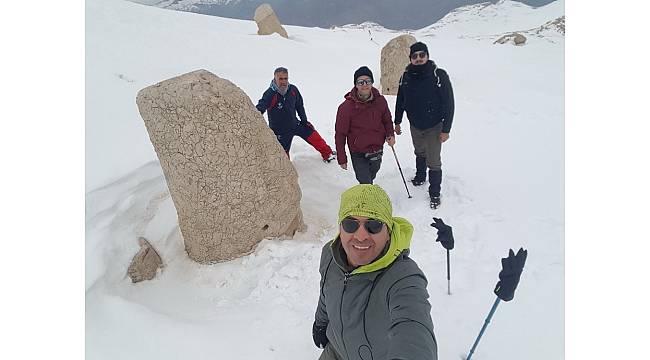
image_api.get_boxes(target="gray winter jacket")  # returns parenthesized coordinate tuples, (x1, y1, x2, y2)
(314, 237, 438, 360)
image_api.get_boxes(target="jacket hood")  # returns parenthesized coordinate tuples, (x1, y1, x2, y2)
(343, 87, 381, 103)
(331, 216, 414, 275)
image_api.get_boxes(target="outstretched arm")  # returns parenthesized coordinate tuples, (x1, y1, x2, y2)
(387, 274, 438, 360)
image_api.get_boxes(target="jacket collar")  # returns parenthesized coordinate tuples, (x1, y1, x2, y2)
(270, 79, 289, 96)
(329, 216, 414, 275)
(406, 60, 436, 77)
(344, 87, 381, 104)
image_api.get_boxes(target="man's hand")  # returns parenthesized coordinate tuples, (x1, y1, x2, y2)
(395, 124, 402, 135)
(312, 322, 329, 349)
(439, 132, 450, 143)
(386, 136, 395, 147)
(340, 163, 348, 170)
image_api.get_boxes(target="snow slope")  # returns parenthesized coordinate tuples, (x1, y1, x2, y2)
(86, 0, 564, 359)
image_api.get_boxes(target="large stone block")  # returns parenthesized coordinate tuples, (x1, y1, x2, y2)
(253, 3, 289, 38)
(136, 69, 304, 263)
(380, 34, 417, 95)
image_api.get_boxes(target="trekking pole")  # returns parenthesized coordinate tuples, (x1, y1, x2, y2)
(464, 247, 527, 360)
(446, 249, 451, 295)
(389, 144, 412, 198)
(466, 298, 501, 360)
(431, 217, 453, 295)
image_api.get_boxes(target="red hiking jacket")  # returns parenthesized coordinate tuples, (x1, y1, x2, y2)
(335, 87, 394, 165)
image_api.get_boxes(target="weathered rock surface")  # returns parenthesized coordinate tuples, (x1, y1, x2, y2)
(253, 4, 289, 38)
(136, 69, 304, 263)
(127, 237, 163, 283)
(494, 32, 527, 45)
(380, 34, 417, 95)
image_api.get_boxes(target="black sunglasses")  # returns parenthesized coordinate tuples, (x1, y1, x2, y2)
(341, 217, 385, 235)
(410, 51, 427, 60)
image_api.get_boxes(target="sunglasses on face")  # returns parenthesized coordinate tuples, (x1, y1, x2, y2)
(341, 217, 385, 235)
(355, 79, 373, 86)
(410, 51, 427, 60)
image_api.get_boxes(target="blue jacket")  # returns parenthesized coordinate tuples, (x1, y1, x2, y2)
(256, 81, 308, 134)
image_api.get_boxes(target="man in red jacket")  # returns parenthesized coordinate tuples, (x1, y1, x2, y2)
(335, 66, 395, 184)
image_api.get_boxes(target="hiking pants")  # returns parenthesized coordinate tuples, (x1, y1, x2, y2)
(410, 122, 443, 171)
(276, 122, 333, 160)
(350, 150, 383, 184)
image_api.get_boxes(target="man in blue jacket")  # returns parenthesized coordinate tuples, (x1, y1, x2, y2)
(256, 67, 335, 162)
(394, 42, 455, 209)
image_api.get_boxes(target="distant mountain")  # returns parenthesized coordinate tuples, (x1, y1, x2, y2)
(129, 0, 558, 30)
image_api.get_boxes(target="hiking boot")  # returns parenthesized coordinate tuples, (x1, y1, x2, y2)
(411, 176, 426, 186)
(412, 156, 427, 186)
(430, 196, 441, 209)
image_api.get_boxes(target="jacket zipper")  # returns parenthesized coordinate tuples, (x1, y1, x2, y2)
(340, 272, 351, 359)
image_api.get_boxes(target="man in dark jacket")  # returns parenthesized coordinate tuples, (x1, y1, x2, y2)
(256, 67, 335, 162)
(312, 184, 438, 360)
(335, 66, 395, 184)
(394, 42, 455, 209)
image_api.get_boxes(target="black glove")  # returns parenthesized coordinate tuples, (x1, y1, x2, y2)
(312, 322, 328, 349)
(430, 217, 454, 250)
(494, 248, 528, 301)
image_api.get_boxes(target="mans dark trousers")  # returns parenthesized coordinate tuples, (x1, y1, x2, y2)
(350, 151, 383, 184)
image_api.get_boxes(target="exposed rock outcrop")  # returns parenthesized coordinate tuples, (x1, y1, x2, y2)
(494, 32, 527, 45)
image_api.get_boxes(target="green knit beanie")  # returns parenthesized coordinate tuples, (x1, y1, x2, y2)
(335, 184, 414, 274)
(338, 184, 393, 228)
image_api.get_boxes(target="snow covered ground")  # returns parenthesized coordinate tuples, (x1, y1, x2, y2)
(86, 0, 564, 359)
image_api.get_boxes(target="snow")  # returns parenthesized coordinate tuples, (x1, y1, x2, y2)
(86, 0, 564, 359)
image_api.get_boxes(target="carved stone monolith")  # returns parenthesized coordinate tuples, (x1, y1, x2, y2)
(136, 69, 304, 263)
(380, 34, 417, 95)
(253, 4, 289, 38)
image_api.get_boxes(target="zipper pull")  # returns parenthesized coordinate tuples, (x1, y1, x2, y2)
(343, 272, 351, 285)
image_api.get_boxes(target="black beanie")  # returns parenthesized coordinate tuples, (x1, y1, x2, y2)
(353, 66, 374, 84)
(410, 42, 429, 57)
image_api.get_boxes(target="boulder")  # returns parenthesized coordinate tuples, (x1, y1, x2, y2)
(494, 32, 527, 46)
(136, 69, 304, 263)
(380, 34, 417, 95)
(127, 237, 163, 283)
(253, 4, 289, 39)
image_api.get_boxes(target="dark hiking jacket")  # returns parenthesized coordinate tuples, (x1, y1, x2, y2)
(335, 87, 394, 165)
(256, 82, 307, 134)
(395, 60, 455, 133)
(314, 217, 438, 360)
